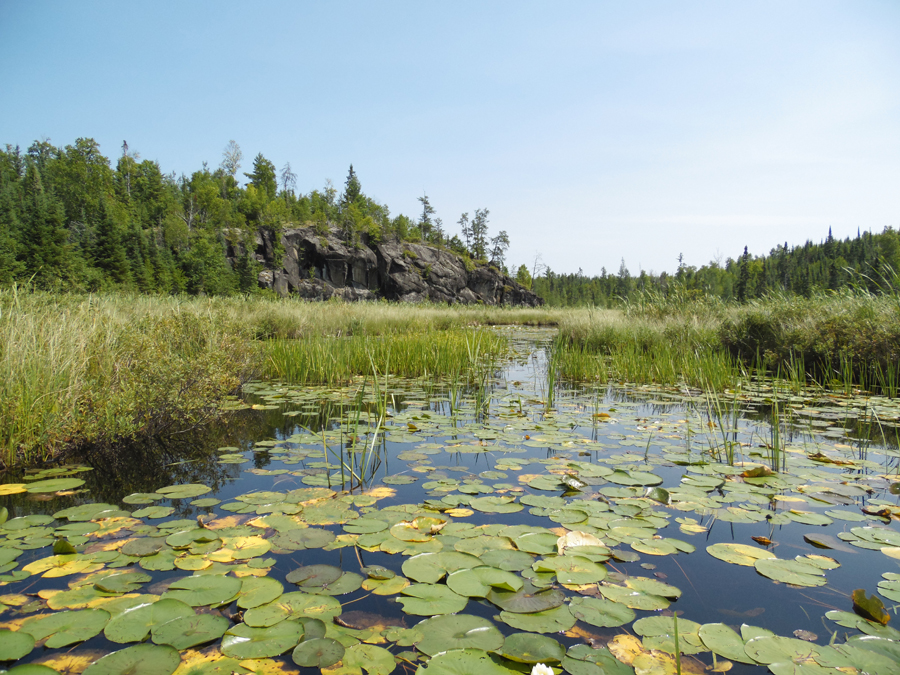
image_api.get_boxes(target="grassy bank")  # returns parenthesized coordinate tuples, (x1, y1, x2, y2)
(555, 289, 900, 394)
(0, 292, 539, 467)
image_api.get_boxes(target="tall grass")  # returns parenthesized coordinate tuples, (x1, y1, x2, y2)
(259, 329, 505, 385)
(0, 290, 255, 467)
(556, 288, 900, 395)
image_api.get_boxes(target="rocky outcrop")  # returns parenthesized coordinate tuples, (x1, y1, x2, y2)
(226, 226, 543, 306)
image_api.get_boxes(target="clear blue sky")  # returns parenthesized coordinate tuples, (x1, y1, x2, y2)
(1, 1, 898, 276)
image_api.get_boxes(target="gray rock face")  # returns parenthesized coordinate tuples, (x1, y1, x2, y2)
(227, 226, 542, 306)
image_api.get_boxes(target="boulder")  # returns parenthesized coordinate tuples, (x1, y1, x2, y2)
(228, 225, 542, 306)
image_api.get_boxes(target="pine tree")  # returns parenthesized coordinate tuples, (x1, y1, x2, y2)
(341, 165, 362, 205)
(94, 198, 131, 285)
(21, 164, 72, 288)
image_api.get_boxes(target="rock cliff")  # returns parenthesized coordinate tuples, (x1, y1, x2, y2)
(227, 226, 543, 306)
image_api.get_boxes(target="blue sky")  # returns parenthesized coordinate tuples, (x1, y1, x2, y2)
(1, 1, 898, 276)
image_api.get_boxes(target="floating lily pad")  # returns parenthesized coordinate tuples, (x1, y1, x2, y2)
(22, 608, 110, 647)
(104, 598, 195, 643)
(238, 576, 284, 609)
(151, 613, 229, 649)
(413, 614, 505, 656)
(156, 484, 212, 499)
(397, 584, 467, 615)
(162, 574, 242, 606)
(498, 604, 576, 633)
(402, 551, 481, 583)
(568, 596, 635, 628)
(533, 555, 607, 585)
(754, 557, 827, 587)
(25, 478, 85, 493)
(500, 632, 565, 663)
(743, 635, 818, 664)
(487, 581, 565, 613)
(415, 648, 520, 674)
(221, 621, 303, 659)
(446, 566, 523, 597)
(82, 644, 180, 675)
(243, 592, 342, 627)
(707, 543, 777, 567)
(0, 629, 35, 660)
(291, 637, 345, 668)
(286, 564, 342, 588)
(698, 623, 753, 663)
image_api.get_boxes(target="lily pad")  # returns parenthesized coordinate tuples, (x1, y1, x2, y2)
(21, 608, 110, 647)
(568, 596, 635, 628)
(286, 564, 342, 588)
(291, 637, 345, 668)
(500, 632, 565, 663)
(104, 598, 195, 643)
(402, 551, 481, 583)
(151, 613, 229, 649)
(156, 484, 212, 499)
(446, 566, 523, 597)
(486, 581, 565, 613)
(221, 621, 303, 659)
(0, 629, 35, 660)
(498, 604, 576, 633)
(397, 584, 467, 615)
(162, 574, 242, 606)
(698, 623, 754, 663)
(25, 478, 85, 493)
(413, 614, 505, 656)
(239, 577, 285, 609)
(414, 648, 519, 674)
(533, 555, 608, 584)
(754, 557, 827, 587)
(82, 644, 180, 675)
(707, 543, 777, 567)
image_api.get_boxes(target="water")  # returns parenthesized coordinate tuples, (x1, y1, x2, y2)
(1, 327, 898, 674)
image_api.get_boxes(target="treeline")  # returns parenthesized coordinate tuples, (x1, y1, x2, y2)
(530, 227, 900, 306)
(0, 138, 513, 293)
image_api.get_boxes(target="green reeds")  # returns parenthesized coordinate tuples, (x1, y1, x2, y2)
(260, 329, 505, 385)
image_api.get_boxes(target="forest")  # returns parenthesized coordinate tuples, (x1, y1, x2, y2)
(0, 138, 510, 296)
(1, 136, 898, 306)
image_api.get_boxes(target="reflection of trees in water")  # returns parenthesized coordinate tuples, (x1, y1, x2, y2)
(0, 410, 276, 520)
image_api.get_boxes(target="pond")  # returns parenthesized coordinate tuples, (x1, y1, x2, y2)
(1, 327, 899, 675)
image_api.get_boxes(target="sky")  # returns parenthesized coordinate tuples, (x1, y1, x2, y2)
(1, 1, 898, 277)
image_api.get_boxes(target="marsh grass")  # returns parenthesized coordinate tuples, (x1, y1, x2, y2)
(0, 291, 522, 467)
(556, 289, 900, 395)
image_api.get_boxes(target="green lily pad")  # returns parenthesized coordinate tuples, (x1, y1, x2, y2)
(156, 484, 212, 499)
(270, 527, 336, 550)
(151, 613, 229, 649)
(707, 543, 777, 566)
(221, 620, 303, 658)
(563, 645, 633, 675)
(0, 629, 35, 660)
(339, 643, 396, 675)
(597, 584, 669, 611)
(568, 596, 635, 628)
(698, 623, 754, 663)
(238, 576, 284, 609)
(498, 604, 576, 633)
(243, 592, 342, 627)
(415, 648, 519, 674)
(413, 614, 504, 656)
(21, 608, 110, 647)
(446, 566, 523, 597)
(291, 637, 345, 668)
(82, 644, 180, 675)
(486, 581, 565, 613)
(754, 557, 827, 587)
(122, 493, 164, 505)
(162, 574, 242, 606)
(132, 506, 175, 519)
(25, 478, 85, 493)
(533, 555, 608, 584)
(500, 632, 565, 663)
(286, 564, 342, 588)
(104, 598, 195, 643)
(397, 584, 467, 615)
(95, 571, 153, 593)
(743, 635, 818, 664)
(469, 496, 523, 513)
(402, 551, 481, 583)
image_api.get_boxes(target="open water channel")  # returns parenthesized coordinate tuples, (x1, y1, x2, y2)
(1, 328, 899, 675)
